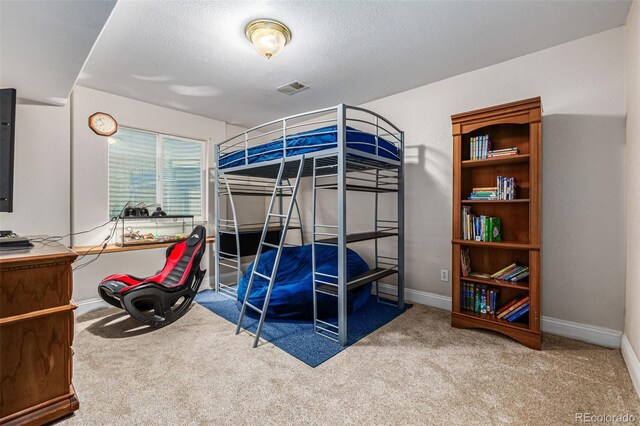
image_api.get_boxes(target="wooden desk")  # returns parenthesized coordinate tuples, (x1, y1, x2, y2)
(0, 242, 79, 425)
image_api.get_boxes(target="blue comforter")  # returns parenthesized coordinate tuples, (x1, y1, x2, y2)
(220, 125, 399, 169)
(237, 244, 372, 319)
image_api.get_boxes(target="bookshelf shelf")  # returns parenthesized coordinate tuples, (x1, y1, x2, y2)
(462, 199, 530, 204)
(461, 275, 529, 291)
(452, 239, 539, 250)
(456, 310, 529, 330)
(451, 97, 542, 350)
(461, 154, 530, 168)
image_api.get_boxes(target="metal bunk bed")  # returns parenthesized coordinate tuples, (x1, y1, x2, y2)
(213, 104, 404, 347)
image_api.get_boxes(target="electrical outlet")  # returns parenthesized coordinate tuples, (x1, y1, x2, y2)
(440, 269, 449, 282)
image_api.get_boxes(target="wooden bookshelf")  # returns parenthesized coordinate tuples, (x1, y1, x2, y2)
(451, 97, 542, 350)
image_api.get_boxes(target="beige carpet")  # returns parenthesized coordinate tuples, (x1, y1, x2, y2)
(59, 303, 639, 425)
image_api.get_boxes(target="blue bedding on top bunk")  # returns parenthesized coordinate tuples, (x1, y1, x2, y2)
(219, 125, 399, 169)
(236, 244, 372, 319)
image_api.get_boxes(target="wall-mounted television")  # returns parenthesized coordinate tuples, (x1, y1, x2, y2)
(0, 88, 16, 212)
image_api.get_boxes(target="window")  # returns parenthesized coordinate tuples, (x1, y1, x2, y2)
(108, 127, 205, 220)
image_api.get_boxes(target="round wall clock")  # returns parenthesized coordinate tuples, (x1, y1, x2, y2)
(88, 112, 117, 136)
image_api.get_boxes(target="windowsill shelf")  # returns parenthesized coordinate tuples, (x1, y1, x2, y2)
(71, 236, 215, 255)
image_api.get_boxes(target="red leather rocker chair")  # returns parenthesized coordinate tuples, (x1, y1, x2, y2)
(98, 225, 207, 327)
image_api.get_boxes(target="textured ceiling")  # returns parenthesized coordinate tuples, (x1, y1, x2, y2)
(57, 1, 636, 125)
(0, 0, 117, 105)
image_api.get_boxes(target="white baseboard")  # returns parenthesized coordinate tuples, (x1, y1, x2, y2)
(541, 316, 622, 348)
(377, 283, 451, 311)
(75, 298, 111, 315)
(378, 283, 623, 348)
(622, 335, 640, 399)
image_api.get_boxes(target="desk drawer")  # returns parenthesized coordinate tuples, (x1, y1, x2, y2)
(0, 311, 72, 419)
(0, 262, 71, 318)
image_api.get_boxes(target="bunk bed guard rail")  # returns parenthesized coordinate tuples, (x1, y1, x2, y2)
(214, 104, 404, 170)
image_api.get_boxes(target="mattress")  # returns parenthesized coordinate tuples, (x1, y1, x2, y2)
(219, 125, 399, 169)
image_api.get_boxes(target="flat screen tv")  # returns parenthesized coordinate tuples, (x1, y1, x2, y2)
(0, 88, 16, 212)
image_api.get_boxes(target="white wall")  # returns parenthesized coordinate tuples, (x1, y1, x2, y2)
(70, 86, 227, 301)
(224, 124, 246, 140)
(0, 102, 70, 241)
(624, 0, 640, 393)
(321, 28, 626, 331)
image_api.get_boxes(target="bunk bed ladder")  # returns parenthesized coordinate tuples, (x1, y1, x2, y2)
(279, 177, 305, 247)
(235, 156, 306, 348)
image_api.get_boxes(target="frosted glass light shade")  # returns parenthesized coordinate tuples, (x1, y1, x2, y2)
(245, 19, 291, 59)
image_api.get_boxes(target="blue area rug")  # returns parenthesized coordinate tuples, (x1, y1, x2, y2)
(195, 289, 410, 367)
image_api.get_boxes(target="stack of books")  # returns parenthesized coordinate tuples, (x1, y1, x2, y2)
(487, 147, 519, 158)
(461, 206, 502, 242)
(496, 297, 530, 322)
(461, 282, 500, 315)
(468, 186, 498, 200)
(467, 177, 516, 200)
(470, 135, 491, 160)
(490, 263, 529, 282)
(496, 176, 516, 200)
(460, 248, 471, 277)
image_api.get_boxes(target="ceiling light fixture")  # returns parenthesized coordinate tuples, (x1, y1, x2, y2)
(245, 19, 291, 59)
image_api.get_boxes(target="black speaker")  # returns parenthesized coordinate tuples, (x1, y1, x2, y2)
(0, 88, 16, 212)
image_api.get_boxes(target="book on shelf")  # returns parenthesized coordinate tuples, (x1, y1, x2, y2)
(468, 135, 520, 160)
(495, 298, 519, 316)
(461, 281, 501, 314)
(490, 263, 529, 282)
(468, 272, 491, 279)
(487, 147, 519, 158)
(467, 177, 516, 201)
(504, 304, 529, 322)
(461, 207, 501, 242)
(470, 135, 491, 160)
(497, 296, 529, 320)
(496, 176, 516, 200)
(460, 247, 471, 277)
(467, 177, 516, 200)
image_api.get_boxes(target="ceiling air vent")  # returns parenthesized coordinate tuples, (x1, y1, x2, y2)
(277, 81, 309, 95)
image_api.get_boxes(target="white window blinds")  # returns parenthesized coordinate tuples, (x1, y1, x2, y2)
(161, 136, 203, 217)
(108, 128, 204, 219)
(108, 128, 157, 218)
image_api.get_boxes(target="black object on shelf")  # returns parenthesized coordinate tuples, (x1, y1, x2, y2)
(152, 206, 167, 217)
(0, 234, 34, 251)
